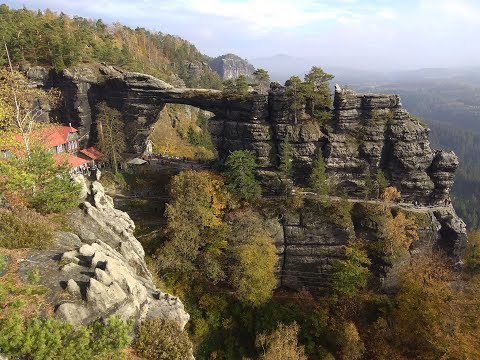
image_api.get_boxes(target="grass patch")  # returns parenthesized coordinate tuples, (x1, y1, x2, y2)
(0, 208, 55, 249)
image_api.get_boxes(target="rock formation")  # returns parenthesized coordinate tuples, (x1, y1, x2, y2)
(28, 66, 458, 207)
(208, 53, 255, 80)
(275, 198, 467, 290)
(18, 174, 189, 328)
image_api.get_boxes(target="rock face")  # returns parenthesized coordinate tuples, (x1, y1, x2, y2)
(29, 65, 459, 206)
(208, 53, 255, 80)
(19, 175, 189, 329)
(26, 66, 467, 284)
(326, 87, 458, 205)
(276, 199, 467, 290)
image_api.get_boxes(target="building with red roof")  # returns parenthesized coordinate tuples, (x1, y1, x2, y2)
(2, 124, 95, 173)
(79, 146, 103, 162)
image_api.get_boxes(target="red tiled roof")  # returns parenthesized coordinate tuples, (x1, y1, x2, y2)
(41, 125, 78, 148)
(16, 125, 78, 149)
(53, 153, 89, 169)
(80, 146, 102, 160)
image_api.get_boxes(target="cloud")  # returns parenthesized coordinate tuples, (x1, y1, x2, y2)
(180, 0, 342, 33)
(420, 0, 480, 21)
(376, 9, 397, 20)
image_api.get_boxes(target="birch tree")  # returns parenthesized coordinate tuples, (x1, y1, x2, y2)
(95, 102, 126, 172)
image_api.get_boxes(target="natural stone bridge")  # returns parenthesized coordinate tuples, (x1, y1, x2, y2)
(29, 64, 458, 206)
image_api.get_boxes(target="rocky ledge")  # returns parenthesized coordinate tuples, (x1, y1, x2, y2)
(19, 174, 189, 328)
(28, 65, 459, 205)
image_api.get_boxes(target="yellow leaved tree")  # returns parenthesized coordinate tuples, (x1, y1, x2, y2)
(156, 170, 229, 284)
(0, 47, 58, 156)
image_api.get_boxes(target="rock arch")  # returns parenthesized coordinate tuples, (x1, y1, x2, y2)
(37, 65, 458, 205)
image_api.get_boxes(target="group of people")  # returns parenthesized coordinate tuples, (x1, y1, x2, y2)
(411, 198, 452, 207)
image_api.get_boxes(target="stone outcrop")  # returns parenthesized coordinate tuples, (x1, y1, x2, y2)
(276, 198, 467, 290)
(208, 53, 255, 80)
(24, 65, 469, 291)
(19, 175, 189, 329)
(27, 65, 459, 207)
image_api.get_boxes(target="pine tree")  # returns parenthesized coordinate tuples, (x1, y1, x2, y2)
(253, 68, 270, 94)
(235, 75, 249, 98)
(304, 66, 334, 122)
(279, 137, 293, 179)
(310, 149, 328, 196)
(375, 170, 388, 199)
(224, 150, 261, 202)
(285, 76, 306, 124)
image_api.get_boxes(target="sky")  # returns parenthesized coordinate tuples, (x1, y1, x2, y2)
(4, 0, 480, 70)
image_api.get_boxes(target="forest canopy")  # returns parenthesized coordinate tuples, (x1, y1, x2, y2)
(0, 4, 222, 88)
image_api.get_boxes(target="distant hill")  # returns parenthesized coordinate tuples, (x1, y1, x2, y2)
(208, 53, 255, 80)
(0, 4, 222, 89)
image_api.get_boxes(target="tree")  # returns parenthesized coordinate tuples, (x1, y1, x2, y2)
(222, 79, 237, 98)
(338, 322, 365, 360)
(303, 66, 334, 121)
(375, 170, 388, 199)
(0, 315, 131, 360)
(253, 68, 270, 94)
(0, 55, 57, 156)
(331, 242, 371, 296)
(279, 137, 293, 179)
(465, 230, 480, 274)
(227, 209, 277, 306)
(156, 170, 229, 283)
(381, 186, 401, 202)
(285, 76, 306, 124)
(235, 75, 249, 98)
(133, 319, 192, 360)
(389, 256, 455, 359)
(381, 212, 418, 260)
(96, 102, 126, 172)
(0, 146, 81, 213)
(310, 149, 328, 196)
(253, 68, 270, 83)
(256, 322, 307, 360)
(223, 150, 261, 202)
(363, 171, 375, 199)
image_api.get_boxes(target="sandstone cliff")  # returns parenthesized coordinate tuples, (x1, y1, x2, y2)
(208, 53, 255, 80)
(274, 198, 467, 290)
(24, 65, 468, 291)
(28, 65, 458, 207)
(18, 174, 189, 328)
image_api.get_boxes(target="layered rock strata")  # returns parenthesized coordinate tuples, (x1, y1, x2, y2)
(275, 198, 467, 290)
(30, 66, 454, 205)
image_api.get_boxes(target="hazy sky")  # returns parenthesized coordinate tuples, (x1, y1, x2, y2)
(4, 0, 480, 70)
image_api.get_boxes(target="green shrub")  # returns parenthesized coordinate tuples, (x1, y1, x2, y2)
(0, 208, 55, 249)
(0, 147, 81, 214)
(331, 242, 371, 296)
(0, 315, 132, 359)
(133, 318, 192, 360)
